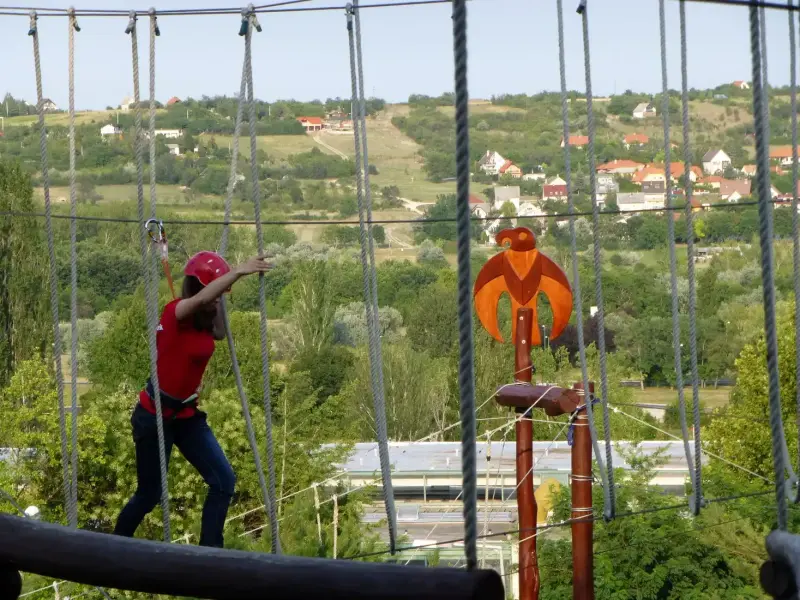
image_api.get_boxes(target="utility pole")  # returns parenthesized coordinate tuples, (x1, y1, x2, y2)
(571, 381, 594, 600)
(332, 493, 339, 559)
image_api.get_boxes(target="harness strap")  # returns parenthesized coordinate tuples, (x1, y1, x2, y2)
(145, 379, 198, 418)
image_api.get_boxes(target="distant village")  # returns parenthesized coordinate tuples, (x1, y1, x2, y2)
(471, 81, 798, 236)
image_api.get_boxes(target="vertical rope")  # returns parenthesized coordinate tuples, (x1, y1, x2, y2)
(749, 3, 789, 531)
(578, 0, 615, 519)
(451, 0, 478, 570)
(242, 6, 281, 555)
(218, 60, 247, 256)
(678, 0, 705, 513)
(66, 7, 80, 528)
(789, 0, 800, 503)
(556, 0, 611, 515)
(347, 1, 397, 553)
(127, 10, 171, 541)
(29, 10, 74, 528)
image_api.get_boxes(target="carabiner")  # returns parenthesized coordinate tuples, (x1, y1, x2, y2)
(145, 218, 165, 244)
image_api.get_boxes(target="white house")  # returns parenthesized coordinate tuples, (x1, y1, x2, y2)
(702, 149, 732, 175)
(478, 151, 507, 176)
(632, 102, 656, 119)
(518, 201, 546, 218)
(493, 186, 521, 212)
(166, 143, 181, 156)
(154, 129, 183, 139)
(522, 172, 546, 182)
(617, 192, 665, 212)
(596, 174, 619, 202)
(41, 98, 58, 112)
(120, 96, 135, 111)
(100, 124, 121, 137)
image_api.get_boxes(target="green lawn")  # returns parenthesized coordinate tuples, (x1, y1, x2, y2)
(203, 133, 324, 160)
(35, 184, 218, 205)
(631, 386, 731, 409)
(5, 109, 165, 128)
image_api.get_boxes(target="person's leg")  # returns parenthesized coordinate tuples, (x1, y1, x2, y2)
(175, 412, 236, 548)
(113, 404, 174, 537)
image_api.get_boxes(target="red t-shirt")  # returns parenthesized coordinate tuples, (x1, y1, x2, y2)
(139, 299, 216, 419)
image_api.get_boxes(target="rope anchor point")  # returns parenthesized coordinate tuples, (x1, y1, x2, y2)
(125, 10, 137, 34)
(28, 10, 37, 36)
(149, 8, 160, 36)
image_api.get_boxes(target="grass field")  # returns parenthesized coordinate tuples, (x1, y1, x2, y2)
(203, 133, 325, 160)
(34, 184, 218, 205)
(5, 110, 166, 128)
(630, 386, 731, 409)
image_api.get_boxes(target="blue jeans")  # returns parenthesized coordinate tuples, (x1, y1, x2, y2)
(113, 403, 236, 547)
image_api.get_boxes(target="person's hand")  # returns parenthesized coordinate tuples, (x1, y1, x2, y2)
(236, 256, 273, 276)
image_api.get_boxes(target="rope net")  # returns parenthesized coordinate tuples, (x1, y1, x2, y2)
(4, 0, 800, 598)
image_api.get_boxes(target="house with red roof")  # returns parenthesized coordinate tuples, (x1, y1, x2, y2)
(623, 133, 649, 149)
(733, 80, 750, 90)
(596, 159, 645, 175)
(543, 176, 567, 200)
(297, 116, 323, 133)
(770, 146, 799, 167)
(560, 135, 589, 148)
(498, 160, 523, 179)
(167, 96, 181, 106)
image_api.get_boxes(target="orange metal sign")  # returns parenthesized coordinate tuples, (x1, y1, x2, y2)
(473, 227, 573, 346)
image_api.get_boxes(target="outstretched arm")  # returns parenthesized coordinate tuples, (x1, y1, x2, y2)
(175, 256, 272, 322)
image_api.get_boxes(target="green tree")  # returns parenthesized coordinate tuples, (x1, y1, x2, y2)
(0, 161, 49, 386)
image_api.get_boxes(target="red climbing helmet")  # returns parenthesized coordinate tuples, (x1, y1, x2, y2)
(184, 251, 231, 287)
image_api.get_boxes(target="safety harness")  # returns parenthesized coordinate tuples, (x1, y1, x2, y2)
(145, 378, 198, 420)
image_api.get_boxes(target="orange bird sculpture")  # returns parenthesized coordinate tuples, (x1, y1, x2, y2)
(474, 227, 573, 346)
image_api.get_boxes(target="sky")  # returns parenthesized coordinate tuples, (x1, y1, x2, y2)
(0, 0, 795, 110)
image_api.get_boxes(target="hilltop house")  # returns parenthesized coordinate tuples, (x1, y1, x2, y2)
(41, 98, 58, 112)
(733, 80, 750, 90)
(493, 186, 521, 211)
(720, 179, 752, 202)
(560, 135, 589, 148)
(596, 174, 618, 202)
(702, 149, 732, 174)
(741, 164, 757, 177)
(770, 146, 798, 166)
(469, 194, 491, 219)
(596, 159, 645, 176)
(297, 116, 323, 133)
(623, 133, 649, 149)
(478, 151, 507, 176)
(100, 124, 122, 137)
(120, 96, 135, 111)
(543, 176, 567, 200)
(167, 96, 181, 106)
(498, 160, 523, 179)
(153, 129, 182, 139)
(632, 102, 656, 119)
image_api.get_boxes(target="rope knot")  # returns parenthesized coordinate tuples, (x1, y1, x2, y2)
(149, 8, 160, 36)
(68, 7, 80, 32)
(28, 10, 37, 36)
(239, 4, 262, 36)
(125, 11, 137, 35)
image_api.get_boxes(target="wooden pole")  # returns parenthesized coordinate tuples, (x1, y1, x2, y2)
(515, 308, 539, 600)
(571, 381, 594, 600)
(333, 493, 339, 560)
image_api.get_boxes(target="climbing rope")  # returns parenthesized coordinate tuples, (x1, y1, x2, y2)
(217, 7, 281, 554)
(346, 0, 397, 554)
(28, 10, 77, 529)
(451, 0, 478, 571)
(662, 0, 699, 514)
(577, 0, 615, 519)
(127, 10, 171, 542)
(66, 7, 80, 528)
(677, 0, 706, 515)
(555, 0, 611, 518)
(790, 0, 800, 504)
(242, 5, 281, 555)
(749, 3, 789, 530)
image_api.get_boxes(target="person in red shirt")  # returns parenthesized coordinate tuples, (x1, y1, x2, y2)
(112, 251, 272, 547)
